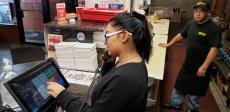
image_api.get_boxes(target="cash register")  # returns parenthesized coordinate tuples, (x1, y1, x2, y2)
(3, 58, 69, 112)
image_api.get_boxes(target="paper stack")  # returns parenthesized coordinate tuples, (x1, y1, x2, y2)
(63, 70, 98, 94)
(55, 42, 77, 69)
(73, 43, 98, 72)
(64, 70, 97, 86)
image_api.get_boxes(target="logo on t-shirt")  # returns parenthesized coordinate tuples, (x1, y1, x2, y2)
(198, 32, 207, 37)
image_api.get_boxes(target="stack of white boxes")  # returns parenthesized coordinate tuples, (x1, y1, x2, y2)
(55, 42, 76, 69)
(73, 43, 98, 72)
(55, 42, 98, 72)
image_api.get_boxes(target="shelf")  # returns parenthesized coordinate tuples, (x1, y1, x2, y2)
(210, 81, 230, 112)
(0, 23, 17, 27)
(214, 59, 230, 79)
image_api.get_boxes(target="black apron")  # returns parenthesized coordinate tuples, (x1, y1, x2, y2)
(175, 46, 212, 96)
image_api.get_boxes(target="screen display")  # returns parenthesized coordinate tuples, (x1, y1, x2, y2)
(0, 3, 12, 24)
(6, 59, 69, 112)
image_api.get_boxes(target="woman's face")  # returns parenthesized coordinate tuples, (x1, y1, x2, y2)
(104, 23, 123, 57)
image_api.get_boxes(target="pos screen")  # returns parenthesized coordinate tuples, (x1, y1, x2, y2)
(4, 58, 69, 112)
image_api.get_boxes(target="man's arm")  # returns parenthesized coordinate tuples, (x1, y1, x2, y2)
(197, 47, 218, 77)
(158, 33, 184, 48)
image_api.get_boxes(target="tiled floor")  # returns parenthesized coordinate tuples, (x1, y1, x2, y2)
(160, 43, 220, 112)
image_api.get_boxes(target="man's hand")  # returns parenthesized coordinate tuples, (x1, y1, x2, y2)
(158, 33, 184, 48)
(158, 43, 170, 48)
(47, 82, 65, 98)
(197, 66, 207, 77)
(197, 47, 218, 77)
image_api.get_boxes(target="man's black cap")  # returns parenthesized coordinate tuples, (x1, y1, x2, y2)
(193, 0, 209, 11)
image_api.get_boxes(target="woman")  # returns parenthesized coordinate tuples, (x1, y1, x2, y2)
(47, 11, 152, 112)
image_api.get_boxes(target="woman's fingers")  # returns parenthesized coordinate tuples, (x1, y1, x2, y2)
(47, 81, 65, 98)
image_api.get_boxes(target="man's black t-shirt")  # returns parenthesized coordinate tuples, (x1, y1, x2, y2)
(175, 19, 221, 96)
(180, 19, 221, 48)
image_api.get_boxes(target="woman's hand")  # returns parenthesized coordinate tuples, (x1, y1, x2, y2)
(158, 43, 170, 48)
(47, 82, 65, 98)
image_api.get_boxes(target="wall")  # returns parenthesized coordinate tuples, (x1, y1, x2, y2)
(151, 0, 196, 22)
(225, 1, 230, 19)
(151, 0, 230, 21)
(0, 25, 20, 44)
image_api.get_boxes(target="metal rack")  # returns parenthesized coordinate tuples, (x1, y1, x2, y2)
(212, 28, 230, 111)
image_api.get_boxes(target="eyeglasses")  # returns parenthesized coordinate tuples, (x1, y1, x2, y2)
(104, 30, 132, 40)
(104, 30, 123, 40)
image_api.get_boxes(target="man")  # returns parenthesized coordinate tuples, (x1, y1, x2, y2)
(159, 0, 221, 112)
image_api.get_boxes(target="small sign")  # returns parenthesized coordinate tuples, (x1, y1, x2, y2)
(48, 34, 63, 51)
(56, 3, 66, 22)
